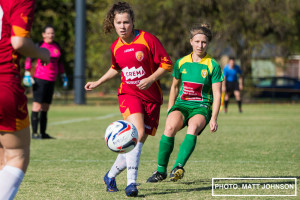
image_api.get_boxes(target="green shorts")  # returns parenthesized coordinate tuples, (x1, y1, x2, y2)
(167, 103, 212, 135)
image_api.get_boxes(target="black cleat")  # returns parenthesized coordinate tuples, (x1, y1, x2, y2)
(41, 133, 55, 139)
(146, 171, 167, 183)
(169, 166, 185, 182)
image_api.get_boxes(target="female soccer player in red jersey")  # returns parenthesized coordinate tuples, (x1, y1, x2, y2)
(85, 2, 172, 197)
(147, 24, 224, 183)
(0, 0, 50, 199)
(23, 25, 68, 139)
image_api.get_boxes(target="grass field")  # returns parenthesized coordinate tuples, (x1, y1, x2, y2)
(16, 98, 299, 200)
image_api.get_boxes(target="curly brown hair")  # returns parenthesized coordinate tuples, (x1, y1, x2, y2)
(103, 2, 135, 34)
(190, 23, 212, 42)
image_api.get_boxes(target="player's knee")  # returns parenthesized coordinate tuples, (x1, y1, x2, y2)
(32, 103, 42, 112)
(41, 104, 50, 111)
(164, 125, 177, 137)
(5, 149, 30, 172)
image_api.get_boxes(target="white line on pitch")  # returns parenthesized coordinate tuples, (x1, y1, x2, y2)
(30, 159, 296, 164)
(49, 113, 120, 126)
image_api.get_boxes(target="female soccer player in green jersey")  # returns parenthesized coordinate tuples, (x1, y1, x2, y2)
(147, 23, 224, 182)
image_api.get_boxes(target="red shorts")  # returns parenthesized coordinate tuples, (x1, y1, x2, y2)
(0, 81, 29, 132)
(118, 94, 161, 136)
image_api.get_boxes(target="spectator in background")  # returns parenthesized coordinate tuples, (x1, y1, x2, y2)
(24, 25, 68, 139)
(0, 0, 50, 199)
(223, 57, 243, 113)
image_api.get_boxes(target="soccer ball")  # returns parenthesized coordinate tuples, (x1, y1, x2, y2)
(105, 120, 138, 153)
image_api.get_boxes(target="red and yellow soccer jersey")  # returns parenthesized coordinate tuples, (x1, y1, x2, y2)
(0, 0, 34, 131)
(111, 30, 173, 104)
(0, 0, 35, 81)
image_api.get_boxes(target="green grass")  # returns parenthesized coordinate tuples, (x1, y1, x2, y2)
(16, 101, 299, 200)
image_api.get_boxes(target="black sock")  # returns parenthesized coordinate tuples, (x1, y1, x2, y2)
(40, 111, 48, 135)
(224, 100, 229, 109)
(31, 111, 39, 134)
(237, 100, 242, 112)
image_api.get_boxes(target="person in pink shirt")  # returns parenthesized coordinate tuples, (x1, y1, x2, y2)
(24, 25, 68, 139)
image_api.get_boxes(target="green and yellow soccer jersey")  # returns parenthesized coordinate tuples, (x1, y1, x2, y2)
(173, 53, 224, 107)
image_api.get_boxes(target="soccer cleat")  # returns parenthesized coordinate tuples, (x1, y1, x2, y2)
(146, 171, 167, 183)
(169, 166, 185, 182)
(32, 133, 41, 139)
(41, 133, 55, 139)
(104, 171, 119, 192)
(125, 183, 138, 197)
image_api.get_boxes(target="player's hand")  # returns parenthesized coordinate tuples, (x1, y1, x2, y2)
(23, 71, 35, 87)
(209, 118, 218, 133)
(137, 78, 154, 90)
(85, 81, 100, 91)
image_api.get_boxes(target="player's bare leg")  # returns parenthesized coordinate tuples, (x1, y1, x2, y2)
(164, 110, 184, 137)
(126, 113, 147, 143)
(0, 127, 30, 199)
(0, 144, 4, 170)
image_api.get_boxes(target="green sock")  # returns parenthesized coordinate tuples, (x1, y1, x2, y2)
(173, 134, 197, 170)
(157, 134, 175, 173)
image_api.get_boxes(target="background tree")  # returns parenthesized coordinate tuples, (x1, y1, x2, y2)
(213, 0, 300, 79)
(29, 0, 300, 92)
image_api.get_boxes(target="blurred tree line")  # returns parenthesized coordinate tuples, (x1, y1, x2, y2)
(29, 0, 300, 92)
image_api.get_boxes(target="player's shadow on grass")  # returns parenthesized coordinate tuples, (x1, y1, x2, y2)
(140, 179, 212, 197)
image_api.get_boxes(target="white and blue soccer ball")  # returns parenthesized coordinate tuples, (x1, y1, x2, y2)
(105, 120, 138, 153)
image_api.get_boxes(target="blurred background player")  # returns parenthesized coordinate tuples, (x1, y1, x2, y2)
(147, 23, 223, 182)
(23, 25, 68, 139)
(0, 0, 50, 199)
(85, 2, 172, 197)
(223, 57, 243, 113)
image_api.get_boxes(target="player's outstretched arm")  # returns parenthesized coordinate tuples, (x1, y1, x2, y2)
(210, 81, 222, 132)
(85, 68, 119, 91)
(11, 36, 50, 63)
(168, 77, 181, 111)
